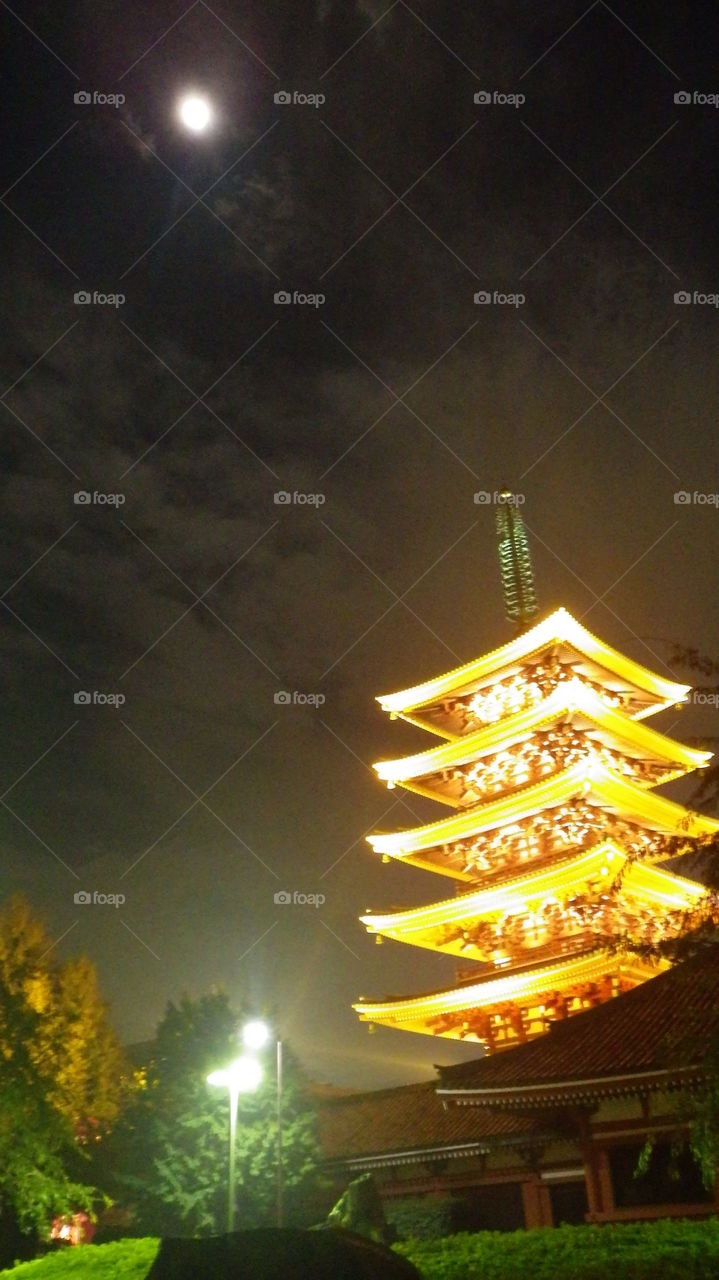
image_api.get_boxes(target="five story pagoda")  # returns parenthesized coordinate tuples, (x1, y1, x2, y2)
(354, 497, 719, 1051)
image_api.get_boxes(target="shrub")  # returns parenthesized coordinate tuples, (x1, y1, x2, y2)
(386, 1196, 460, 1240)
(0, 1239, 159, 1279)
(397, 1217, 719, 1280)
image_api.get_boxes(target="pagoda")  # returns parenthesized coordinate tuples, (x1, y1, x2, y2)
(354, 498, 719, 1051)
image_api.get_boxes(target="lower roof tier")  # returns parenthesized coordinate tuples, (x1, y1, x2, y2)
(354, 947, 669, 1049)
(361, 839, 709, 965)
(367, 760, 719, 882)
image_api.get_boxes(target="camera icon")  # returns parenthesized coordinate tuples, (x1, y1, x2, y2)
(673, 491, 691, 504)
(74, 91, 92, 104)
(674, 291, 692, 304)
(274, 291, 291, 304)
(74, 291, 92, 304)
(474, 291, 491, 304)
(74, 890, 92, 904)
(274, 91, 292, 105)
(274, 491, 292, 504)
(674, 91, 691, 104)
(274, 690, 292, 704)
(274, 890, 292, 904)
(74, 691, 92, 704)
(74, 490, 92, 504)
(474, 491, 491, 504)
(474, 90, 492, 104)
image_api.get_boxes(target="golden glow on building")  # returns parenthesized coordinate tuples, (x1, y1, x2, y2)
(355, 608, 716, 1048)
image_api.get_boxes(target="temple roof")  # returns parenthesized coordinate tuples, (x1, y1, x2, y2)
(436, 947, 719, 1104)
(314, 1079, 540, 1166)
(354, 947, 667, 1040)
(377, 608, 689, 733)
(360, 840, 706, 960)
(373, 678, 710, 806)
(368, 759, 719, 876)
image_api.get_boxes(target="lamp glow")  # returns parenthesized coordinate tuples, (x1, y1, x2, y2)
(242, 1019, 270, 1051)
(207, 1055, 262, 1093)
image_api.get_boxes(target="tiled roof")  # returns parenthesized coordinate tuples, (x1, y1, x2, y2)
(315, 1079, 539, 1164)
(437, 948, 719, 1103)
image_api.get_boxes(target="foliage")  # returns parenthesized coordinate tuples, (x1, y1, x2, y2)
(385, 1195, 458, 1240)
(0, 1239, 159, 1279)
(395, 1218, 719, 1280)
(106, 992, 323, 1236)
(0, 897, 126, 1235)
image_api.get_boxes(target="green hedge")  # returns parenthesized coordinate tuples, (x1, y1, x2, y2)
(0, 1240, 159, 1280)
(395, 1218, 719, 1280)
(3, 1220, 719, 1280)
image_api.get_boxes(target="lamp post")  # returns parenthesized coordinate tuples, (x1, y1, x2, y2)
(207, 1055, 262, 1233)
(242, 1020, 283, 1227)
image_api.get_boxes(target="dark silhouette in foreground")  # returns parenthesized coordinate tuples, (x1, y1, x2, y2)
(146, 1228, 421, 1279)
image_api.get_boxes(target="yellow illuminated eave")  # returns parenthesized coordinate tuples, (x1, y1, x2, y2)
(354, 948, 667, 1038)
(361, 840, 705, 956)
(376, 607, 689, 727)
(373, 678, 710, 799)
(367, 760, 719, 877)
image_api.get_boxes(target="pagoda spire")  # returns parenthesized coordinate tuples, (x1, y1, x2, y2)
(496, 489, 538, 633)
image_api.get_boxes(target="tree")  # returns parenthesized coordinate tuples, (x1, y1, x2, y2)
(109, 991, 324, 1236)
(0, 896, 126, 1242)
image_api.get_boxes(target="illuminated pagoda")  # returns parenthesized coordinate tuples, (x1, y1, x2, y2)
(354, 497, 719, 1050)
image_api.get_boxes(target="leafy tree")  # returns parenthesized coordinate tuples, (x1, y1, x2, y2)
(0, 896, 126, 1239)
(108, 991, 324, 1236)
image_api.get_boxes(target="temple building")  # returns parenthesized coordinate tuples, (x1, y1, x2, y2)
(354, 503, 719, 1049)
(322, 949, 719, 1229)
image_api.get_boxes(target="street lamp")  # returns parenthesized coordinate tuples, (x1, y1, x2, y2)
(241, 1020, 284, 1227)
(207, 1055, 262, 1233)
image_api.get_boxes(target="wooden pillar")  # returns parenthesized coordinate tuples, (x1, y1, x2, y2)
(521, 1178, 552, 1229)
(583, 1143, 613, 1217)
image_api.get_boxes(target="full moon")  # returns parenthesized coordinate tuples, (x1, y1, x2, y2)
(177, 94, 213, 133)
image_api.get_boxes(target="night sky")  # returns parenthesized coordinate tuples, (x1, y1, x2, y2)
(2, 1, 719, 1088)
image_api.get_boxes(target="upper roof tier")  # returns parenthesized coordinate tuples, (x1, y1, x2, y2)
(377, 608, 690, 739)
(373, 677, 710, 806)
